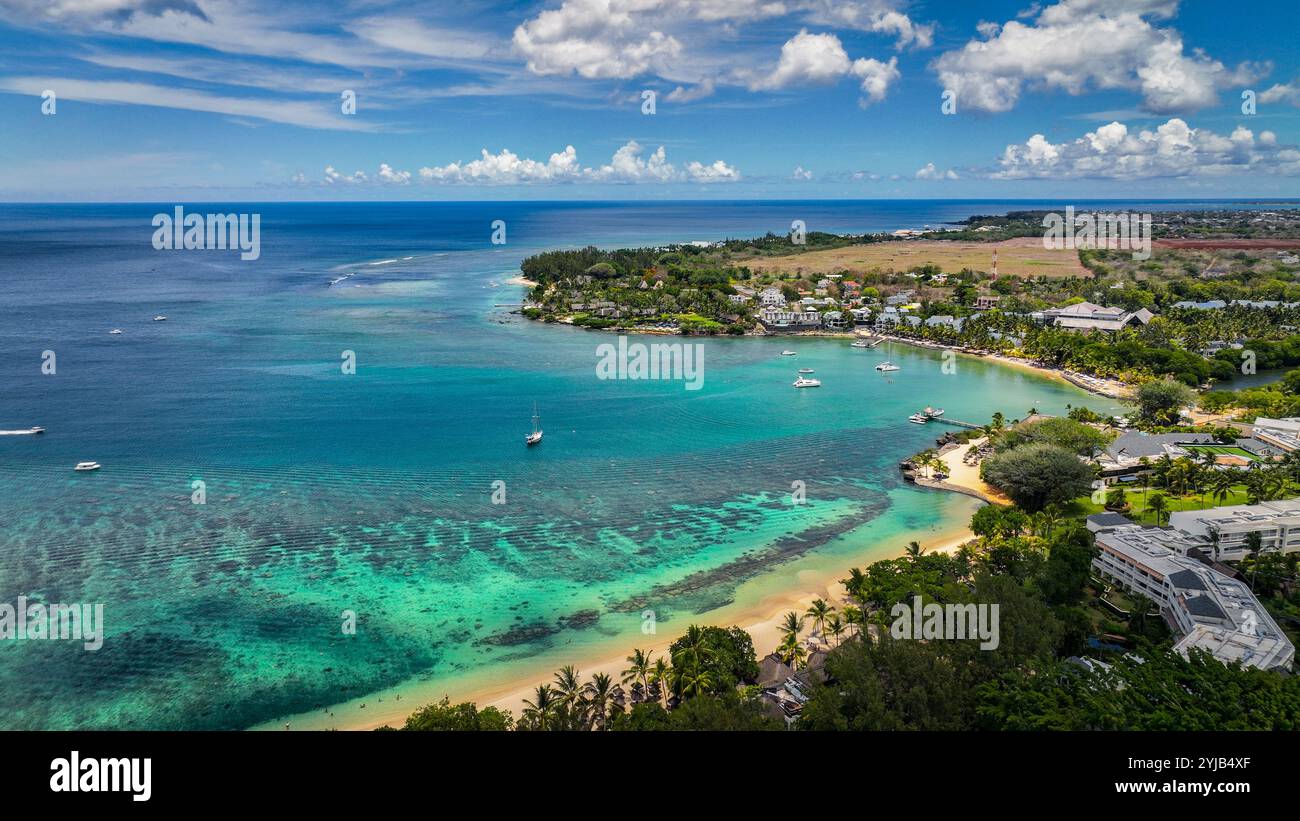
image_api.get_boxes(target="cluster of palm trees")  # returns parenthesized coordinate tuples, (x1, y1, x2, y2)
(1130, 451, 1300, 525)
(776, 596, 861, 670)
(518, 626, 728, 730)
(911, 450, 947, 479)
(520, 664, 622, 731)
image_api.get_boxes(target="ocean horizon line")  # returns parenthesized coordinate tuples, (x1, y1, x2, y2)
(5, 196, 1300, 207)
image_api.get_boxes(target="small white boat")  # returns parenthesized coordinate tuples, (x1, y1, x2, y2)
(924, 406, 945, 418)
(876, 362, 901, 372)
(153, 315, 167, 321)
(74, 461, 101, 472)
(798, 368, 815, 374)
(29, 427, 45, 434)
(851, 340, 870, 348)
(908, 414, 928, 424)
(525, 403, 543, 446)
(780, 350, 797, 356)
(793, 377, 821, 388)
(109, 329, 123, 335)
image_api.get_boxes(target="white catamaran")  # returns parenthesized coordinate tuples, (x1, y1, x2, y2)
(526, 403, 543, 446)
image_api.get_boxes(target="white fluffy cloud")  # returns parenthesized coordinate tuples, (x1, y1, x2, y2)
(851, 56, 900, 103)
(752, 30, 855, 90)
(419, 145, 582, 183)
(376, 163, 411, 184)
(933, 0, 1266, 114)
(994, 118, 1300, 178)
(513, 0, 922, 102)
(391, 141, 739, 185)
(805, 1, 934, 49)
(1260, 80, 1300, 107)
(915, 163, 958, 180)
(750, 30, 899, 105)
(685, 159, 741, 183)
(324, 165, 367, 184)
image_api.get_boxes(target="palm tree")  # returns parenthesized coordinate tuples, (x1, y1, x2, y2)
(553, 664, 587, 723)
(651, 658, 671, 708)
(825, 613, 846, 646)
(805, 598, 833, 643)
(522, 684, 557, 731)
(1210, 470, 1236, 506)
(842, 605, 863, 638)
(1244, 531, 1264, 591)
(1128, 593, 1154, 636)
(621, 648, 653, 697)
(672, 664, 714, 698)
(668, 624, 717, 701)
(904, 540, 926, 560)
(778, 632, 807, 670)
(1042, 503, 1063, 538)
(780, 610, 805, 642)
(845, 566, 867, 597)
(585, 672, 614, 730)
(1147, 492, 1170, 526)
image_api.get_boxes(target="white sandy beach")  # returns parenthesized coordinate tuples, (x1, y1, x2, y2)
(277, 519, 976, 731)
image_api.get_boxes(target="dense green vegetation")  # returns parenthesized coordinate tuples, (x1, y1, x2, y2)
(981, 443, 1095, 511)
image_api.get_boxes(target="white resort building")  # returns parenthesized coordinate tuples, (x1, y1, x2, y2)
(1168, 500, 1300, 561)
(1037, 302, 1154, 332)
(1090, 520, 1294, 671)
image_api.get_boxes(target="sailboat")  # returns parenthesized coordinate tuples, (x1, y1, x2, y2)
(526, 403, 543, 446)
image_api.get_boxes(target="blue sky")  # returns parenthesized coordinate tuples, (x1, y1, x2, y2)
(1, 0, 1298, 200)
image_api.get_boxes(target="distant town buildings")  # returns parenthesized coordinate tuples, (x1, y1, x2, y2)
(759, 287, 787, 308)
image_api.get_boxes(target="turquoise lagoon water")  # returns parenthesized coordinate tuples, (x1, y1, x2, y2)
(0, 201, 1131, 729)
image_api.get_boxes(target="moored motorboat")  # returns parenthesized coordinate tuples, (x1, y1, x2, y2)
(876, 361, 900, 372)
(792, 376, 821, 388)
(908, 414, 927, 424)
(74, 461, 101, 471)
(153, 315, 167, 321)
(798, 368, 815, 374)
(780, 350, 797, 356)
(924, 406, 945, 417)
(851, 340, 869, 348)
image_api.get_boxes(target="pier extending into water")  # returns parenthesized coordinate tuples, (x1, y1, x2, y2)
(929, 417, 984, 430)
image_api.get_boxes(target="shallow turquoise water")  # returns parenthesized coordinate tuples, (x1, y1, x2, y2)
(0, 202, 1124, 729)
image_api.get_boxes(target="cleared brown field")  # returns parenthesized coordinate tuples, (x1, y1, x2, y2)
(742, 237, 1087, 278)
(1154, 239, 1300, 250)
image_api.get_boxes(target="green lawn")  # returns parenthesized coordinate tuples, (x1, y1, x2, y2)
(1180, 444, 1261, 461)
(1072, 485, 1254, 526)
